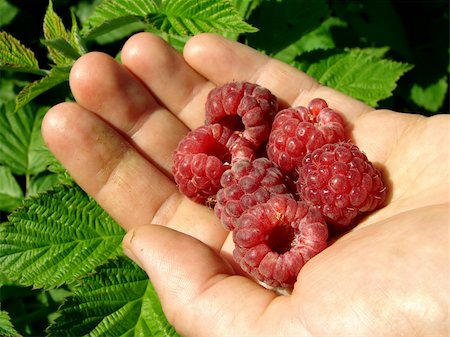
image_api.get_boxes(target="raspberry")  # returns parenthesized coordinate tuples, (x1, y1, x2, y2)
(297, 142, 387, 230)
(172, 84, 389, 290)
(267, 100, 345, 178)
(233, 195, 328, 288)
(172, 124, 235, 204)
(215, 158, 290, 231)
(205, 81, 278, 148)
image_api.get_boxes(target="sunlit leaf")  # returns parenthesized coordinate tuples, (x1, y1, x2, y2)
(0, 310, 21, 337)
(305, 51, 413, 106)
(14, 66, 70, 112)
(0, 31, 44, 74)
(41, 38, 81, 60)
(48, 258, 179, 337)
(0, 185, 125, 288)
(43, 0, 72, 65)
(82, 0, 256, 39)
(81, 0, 157, 39)
(149, 0, 258, 36)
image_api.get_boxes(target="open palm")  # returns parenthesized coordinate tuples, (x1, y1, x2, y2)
(43, 33, 449, 337)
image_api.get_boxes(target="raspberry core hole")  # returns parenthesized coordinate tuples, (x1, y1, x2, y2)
(207, 142, 232, 163)
(267, 225, 295, 254)
(220, 115, 245, 132)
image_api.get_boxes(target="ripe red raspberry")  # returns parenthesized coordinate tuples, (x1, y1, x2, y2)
(297, 142, 387, 231)
(205, 81, 278, 148)
(233, 195, 328, 288)
(172, 124, 235, 204)
(215, 158, 290, 231)
(267, 100, 345, 178)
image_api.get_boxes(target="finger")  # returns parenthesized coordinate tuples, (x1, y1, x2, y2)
(42, 103, 227, 248)
(121, 32, 213, 129)
(42, 102, 175, 227)
(184, 33, 372, 121)
(69, 52, 188, 174)
(122, 224, 297, 337)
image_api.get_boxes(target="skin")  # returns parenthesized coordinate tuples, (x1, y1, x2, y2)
(42, 33, 449, 337)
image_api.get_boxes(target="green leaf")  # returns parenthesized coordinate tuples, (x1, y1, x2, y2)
(221, 0, 261, 41)
(0, 75, 29, 104)
(274, 17, 347, 63)
(348, 47, 390, 60)
(0, 272, 11, 286)
(41, 38, 81, 60)
(81, 0, 157, 39)
(150, 0, 258, 36)
(232, 0, 261, 20)
(0, 77, 17, 103)
(0, 103, 48, 175)
(84, 15, 144, 40)
(75, 0, 103, 24)
(247, 0, 329, 55)
(305, 51, 413, 106)
(43, 0, 72, 65)
(14, 66, 70, 112)
(82, 0, 257, 39)
(0, 31, 44, 75)
(158, 31, 189, 52)
(0, 0, 19, 28)
(0, 310, 21, 337)
(39, 145, 74, 186)
(0, 166, 23, 212)
(42, 1, 87, 64)
(69, 8, 87, 55)
(77, 0, 146, 44)
(47, 159, 74, 186)
(411, 75, 448, 113)
(94, 20, 146, 45)
(49, 258, 179, 337)
(27, 171, 59, 197)
(43, 0, 68, 40)
(0, 185, 125, 289)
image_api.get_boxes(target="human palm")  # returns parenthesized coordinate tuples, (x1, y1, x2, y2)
(42, 33, 449, 336)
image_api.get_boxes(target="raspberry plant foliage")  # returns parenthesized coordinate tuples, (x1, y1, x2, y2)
(0, 185, 125, 289)
(0, 310, 19, 337)
(48, 258, 177, 337)
(0, 0, 446, 335)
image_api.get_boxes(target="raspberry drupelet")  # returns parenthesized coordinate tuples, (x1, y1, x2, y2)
(297, 142, 387, 231)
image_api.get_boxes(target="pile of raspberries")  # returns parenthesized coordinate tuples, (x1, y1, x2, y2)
(172, 82, 386, 289)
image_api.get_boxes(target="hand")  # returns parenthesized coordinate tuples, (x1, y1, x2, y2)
(42, 33, 449, 337)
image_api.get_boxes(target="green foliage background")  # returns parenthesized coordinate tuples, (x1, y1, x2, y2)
(0, 0, 448, 336)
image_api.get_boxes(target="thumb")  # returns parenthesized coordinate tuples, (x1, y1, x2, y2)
(122, 224, 280, 337)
